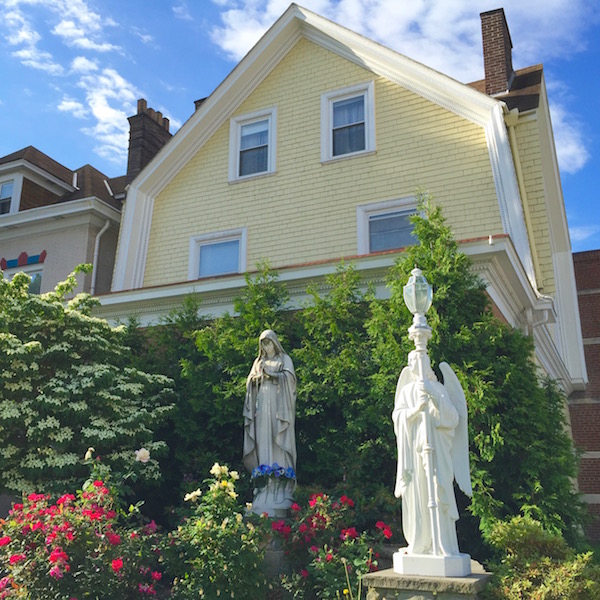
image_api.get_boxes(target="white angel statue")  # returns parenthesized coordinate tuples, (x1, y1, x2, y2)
(392, 350, 472, 557)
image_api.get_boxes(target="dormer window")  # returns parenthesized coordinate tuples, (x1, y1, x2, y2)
(0, 181, 14, 215)
(229, 108, 277, 181)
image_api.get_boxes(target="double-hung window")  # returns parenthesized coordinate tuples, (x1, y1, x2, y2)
(357, 198, 417, 254)
(0, 181, 14, 215)
(189, 228, 247, 279)
(229, 108, 277, 181)
(321, 82, 375, 162)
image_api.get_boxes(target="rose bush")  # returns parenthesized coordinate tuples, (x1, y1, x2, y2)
(273, 492, 392, 599)
(0, 480, 166, 599)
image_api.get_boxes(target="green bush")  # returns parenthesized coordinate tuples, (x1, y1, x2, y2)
(166, 464, 270, 599)
(0, 267, 175, 496)
(483, 516, 600, 599)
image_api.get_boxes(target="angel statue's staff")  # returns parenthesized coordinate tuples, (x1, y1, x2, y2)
(394, 267, 472, 558)
(402, 267, 440, 555)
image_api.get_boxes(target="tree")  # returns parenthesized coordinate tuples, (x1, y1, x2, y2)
(368, 194, 585, 548)
(0, 267, 175, 495)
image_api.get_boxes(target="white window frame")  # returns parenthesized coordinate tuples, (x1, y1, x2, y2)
(321, 81, 375, 163)
(2, 265, 43, 294)
(0, 177, 22, 215)
(228, 108, 277, 182)
(188, 228, 247, 280)
(357, 197, 417, 255)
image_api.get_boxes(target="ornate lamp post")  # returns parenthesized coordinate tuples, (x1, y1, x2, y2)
(403, 267, 441, 556)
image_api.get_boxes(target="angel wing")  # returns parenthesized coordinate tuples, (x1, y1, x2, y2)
(439, 362, 472, 497)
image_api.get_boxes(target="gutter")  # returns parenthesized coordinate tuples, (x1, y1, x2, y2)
(91, 219, 111, 295)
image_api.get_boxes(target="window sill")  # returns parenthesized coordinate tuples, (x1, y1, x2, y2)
(228, 170, 277, 185)
(320, 149, 376, 165)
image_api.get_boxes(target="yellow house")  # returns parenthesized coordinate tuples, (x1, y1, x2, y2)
(101, 5, 586, 395)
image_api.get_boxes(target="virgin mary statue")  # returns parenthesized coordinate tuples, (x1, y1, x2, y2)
(243, 330, 296, 515)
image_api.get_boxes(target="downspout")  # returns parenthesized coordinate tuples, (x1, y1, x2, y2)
(504, 107, 544, 291)
(91, 219, 111, 295)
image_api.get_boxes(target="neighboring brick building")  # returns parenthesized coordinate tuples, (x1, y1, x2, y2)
(0, 100, 171, 295)
(571, 250, 600, 540)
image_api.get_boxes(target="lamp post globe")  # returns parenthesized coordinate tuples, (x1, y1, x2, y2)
(403, 267, 433, 318)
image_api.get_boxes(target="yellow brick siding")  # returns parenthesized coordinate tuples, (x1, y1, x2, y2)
(514, 119, 555, 295)
(143, 38, 502, 287)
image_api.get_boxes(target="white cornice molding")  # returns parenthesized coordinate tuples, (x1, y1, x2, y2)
(0, 197, 120, 241)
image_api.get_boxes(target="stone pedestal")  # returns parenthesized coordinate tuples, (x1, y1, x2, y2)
(251, 479, 293, 517)
(393, 550, 471, 577)
(362, 561, 491, 600)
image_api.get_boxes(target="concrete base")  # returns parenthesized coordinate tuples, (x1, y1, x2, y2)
(363, 561, 491, 600)
(393, 549, 471, 577)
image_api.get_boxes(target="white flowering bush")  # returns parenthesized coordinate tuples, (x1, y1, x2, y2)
(166, 463, 270, 599)
(0, 267, 175, 495)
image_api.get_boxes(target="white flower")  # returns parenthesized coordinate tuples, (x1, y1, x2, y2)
(184, 489, 202, 502)
(210, 462, 222, 476)
(135, 448, 150, 463)
(84, 447, 95, 461)
(230, 470, 240, 480)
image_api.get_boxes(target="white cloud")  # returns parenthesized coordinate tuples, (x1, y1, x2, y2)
(131, 26, 154, 44)
(3, 6, 64, 74)
(209, 0, 595, 79)
(173, 1, 193, 21)
(57, 96, 88, 119)
(569, 225, 599, 243)
(52, 18, 118, 52)
(12, 47, 64, 74)
(71, 56, 98, 73)
(77, 68, 140, 165)
(549, 102, 590, 175)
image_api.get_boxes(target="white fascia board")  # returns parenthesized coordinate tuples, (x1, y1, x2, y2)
(0, 159, 75, 194)
(101, 238, 581, 392)
(484, 103, 537, 289)
(462, 236, 554, 322)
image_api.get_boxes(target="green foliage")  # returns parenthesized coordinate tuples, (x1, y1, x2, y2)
(293, 264, 383, 490)
(0, 268, 175, 495)
(483, 516, 600, 599)
(0, 477, 166, 599)
(166, 463, 269, 599)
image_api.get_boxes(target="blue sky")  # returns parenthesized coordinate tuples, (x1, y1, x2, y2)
(1, 0, 599, 251)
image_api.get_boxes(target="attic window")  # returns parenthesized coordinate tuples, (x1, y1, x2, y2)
(0, 181, 14, 215)
(321, 82, 375, 162)
(229, 108, 277, 181)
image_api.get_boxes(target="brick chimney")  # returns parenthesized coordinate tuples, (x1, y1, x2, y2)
(127, 99, 172, 180)
(480, 8, 515, 96)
